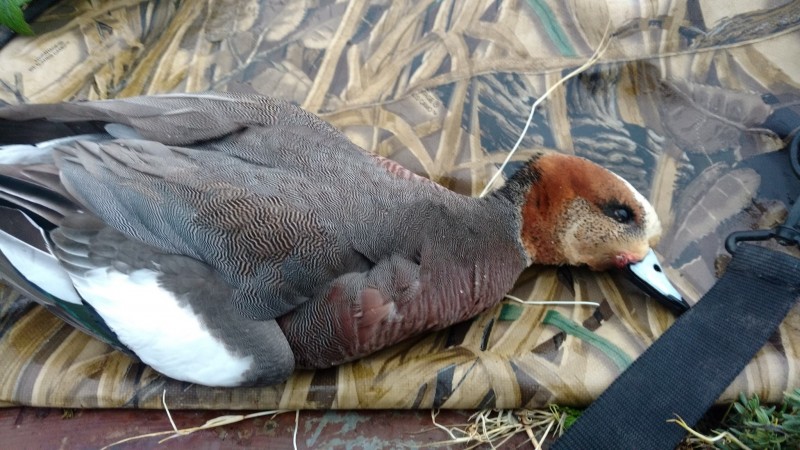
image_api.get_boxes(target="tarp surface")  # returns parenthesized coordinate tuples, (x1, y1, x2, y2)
(1, 0, 799, 409)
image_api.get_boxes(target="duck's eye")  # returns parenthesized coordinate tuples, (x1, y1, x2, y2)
(612, 207, 631, 223)
(603, 204, 634, 224)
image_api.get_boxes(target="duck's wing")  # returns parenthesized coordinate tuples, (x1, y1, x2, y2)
(0, 139, 298, 385)
(48, 213, 293, 387)
(0, 92, 450, 189)
(0, 93, 456, 371)
(0, 93, 377, 316)
(0, 142, 131, 348)
(0, 206, 130, 352)
(46, 136, 362, 321)
(0, 164, 80, 223)
(0, 92, 342, 147)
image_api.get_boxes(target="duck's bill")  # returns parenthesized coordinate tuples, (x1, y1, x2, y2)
(623, 249, 690, 315)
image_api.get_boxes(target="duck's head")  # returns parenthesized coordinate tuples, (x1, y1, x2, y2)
(498, 152, 689, 314)
(499, 152, 659, 269)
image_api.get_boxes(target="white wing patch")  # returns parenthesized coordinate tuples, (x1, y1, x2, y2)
(70, 268, 253, 387)
(0, 134, 106, 164)
(0, 227, 82, 304)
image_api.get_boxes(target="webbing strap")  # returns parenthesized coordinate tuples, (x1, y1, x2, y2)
(552, 244, 800, 450)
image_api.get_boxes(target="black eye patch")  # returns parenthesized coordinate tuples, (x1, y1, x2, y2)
(602, 202, 635, 224)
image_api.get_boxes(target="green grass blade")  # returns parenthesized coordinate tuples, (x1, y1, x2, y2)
(543, 310, 633, 370)
(0, 0, 34, 35)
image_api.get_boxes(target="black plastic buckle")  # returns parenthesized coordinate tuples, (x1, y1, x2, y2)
(726, 132, 800, 254)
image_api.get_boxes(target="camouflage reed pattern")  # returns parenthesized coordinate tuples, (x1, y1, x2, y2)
(0, 0, 798, 409)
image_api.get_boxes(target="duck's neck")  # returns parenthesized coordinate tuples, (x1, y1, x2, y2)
(490, 161, 566, 267)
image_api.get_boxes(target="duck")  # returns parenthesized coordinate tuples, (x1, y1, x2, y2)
(0, 92, 687, 387)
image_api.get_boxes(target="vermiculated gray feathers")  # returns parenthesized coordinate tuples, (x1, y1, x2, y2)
(0, 92, 528, 379)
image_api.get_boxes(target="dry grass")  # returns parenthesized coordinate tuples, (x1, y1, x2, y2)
(429, 406, 579, 449)
(100, 390, 293, 449)
(671, 415, 753, 450)
(101, 389, 578, 449)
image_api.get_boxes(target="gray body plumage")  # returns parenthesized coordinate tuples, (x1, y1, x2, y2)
(0, 93, 528, 382)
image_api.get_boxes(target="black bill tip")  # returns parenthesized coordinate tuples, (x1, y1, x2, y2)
(623, 249, 690, 315)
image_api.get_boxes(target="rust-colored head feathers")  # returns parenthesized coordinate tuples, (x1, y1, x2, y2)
(500, 152, 661, 270)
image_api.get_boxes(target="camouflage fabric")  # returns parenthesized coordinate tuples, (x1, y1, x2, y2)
(0, 0, 799, 409)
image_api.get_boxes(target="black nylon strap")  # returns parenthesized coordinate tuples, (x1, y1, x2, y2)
(552, 244, 800, 450)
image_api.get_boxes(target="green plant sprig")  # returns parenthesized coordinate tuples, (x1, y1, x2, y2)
(1, 0, 34, 35)
(675, 389, 800, 449)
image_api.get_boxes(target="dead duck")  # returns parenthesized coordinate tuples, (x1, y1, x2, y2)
(0, 92, 686, 387)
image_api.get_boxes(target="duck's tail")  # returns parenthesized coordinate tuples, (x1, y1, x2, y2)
(0, 201, 130, 353)
(0, 115, 107, 145)
(0, 115, 131, 351)
(0, 137, 100, 226)
(0, 113, 112, 225)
